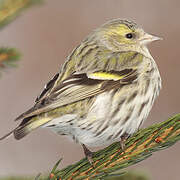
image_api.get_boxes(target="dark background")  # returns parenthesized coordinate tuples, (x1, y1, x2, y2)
(0, 0, 179, 179)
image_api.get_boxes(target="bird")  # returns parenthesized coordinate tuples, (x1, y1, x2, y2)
(0, 19, 162, 164)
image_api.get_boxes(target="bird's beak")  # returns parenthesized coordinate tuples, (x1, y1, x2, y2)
(139, 33, 162, 45)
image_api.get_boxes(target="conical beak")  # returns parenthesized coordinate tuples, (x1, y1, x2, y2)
(139, 33, 162, 45)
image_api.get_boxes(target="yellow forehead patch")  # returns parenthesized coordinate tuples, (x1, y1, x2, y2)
(107, 24, 134, 36)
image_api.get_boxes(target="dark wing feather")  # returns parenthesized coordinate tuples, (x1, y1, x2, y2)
(35, 73, 59, 103)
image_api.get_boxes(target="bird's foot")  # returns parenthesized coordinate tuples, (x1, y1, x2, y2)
(82, 144, 94, 166)
(120, 133, 129, 151)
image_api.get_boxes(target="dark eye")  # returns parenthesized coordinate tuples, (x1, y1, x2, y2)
(125, 33, 133, 39)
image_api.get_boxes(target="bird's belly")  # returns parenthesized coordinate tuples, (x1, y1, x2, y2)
(43, 114, 78, 136)
(75, 81, 159, 147)
(43, 114, 109, 146)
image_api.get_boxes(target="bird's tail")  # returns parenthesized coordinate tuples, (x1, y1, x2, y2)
(0, 129, 15, 140)
(0, 116, 52, 140)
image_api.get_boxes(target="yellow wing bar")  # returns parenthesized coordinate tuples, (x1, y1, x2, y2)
(88, 69, 134, 81)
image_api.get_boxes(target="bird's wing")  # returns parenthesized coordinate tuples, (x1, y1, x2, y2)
(35, 73, 60, 103)
(15, 68, 138, 121)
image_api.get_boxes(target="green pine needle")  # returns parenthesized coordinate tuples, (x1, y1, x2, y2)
(51, 158, 63, 174)
(0, 47, 21, 74)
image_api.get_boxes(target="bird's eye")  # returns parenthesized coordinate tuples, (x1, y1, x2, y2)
(125, 33, 134, 39)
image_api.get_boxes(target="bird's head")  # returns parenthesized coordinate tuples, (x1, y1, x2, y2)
(96, 19, 162, 53)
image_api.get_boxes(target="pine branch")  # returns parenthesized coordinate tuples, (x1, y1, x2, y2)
(0, 0, 43, 29)
(43, 113, 180, 180)
(0, 47, 21, 75)
(0, 0, 44, 76)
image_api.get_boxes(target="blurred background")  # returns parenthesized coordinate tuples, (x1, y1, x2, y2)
(0, 0, 179, 179)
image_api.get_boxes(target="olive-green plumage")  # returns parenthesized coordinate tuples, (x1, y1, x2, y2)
(1, 19, 162, 163)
